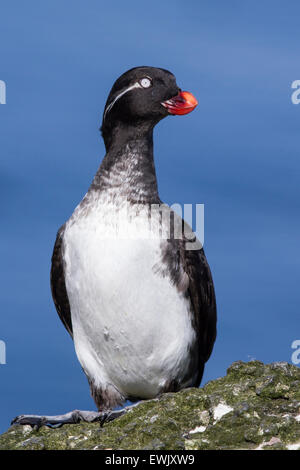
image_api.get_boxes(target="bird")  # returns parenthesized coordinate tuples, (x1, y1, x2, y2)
(12, 66, 217, 428)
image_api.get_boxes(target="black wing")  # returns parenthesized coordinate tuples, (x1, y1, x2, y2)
(172, 214, 216, 385)
(181, 245, 217, 370)
(50, 225, 73, 337)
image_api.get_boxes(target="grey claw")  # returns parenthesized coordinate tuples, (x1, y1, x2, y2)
(11, 415, 45, 429)
(10, 407, 129, 429)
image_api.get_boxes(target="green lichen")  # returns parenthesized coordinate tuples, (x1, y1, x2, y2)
(0, 361, 299, 450)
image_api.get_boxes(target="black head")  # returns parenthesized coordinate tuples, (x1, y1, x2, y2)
(100, 66, 197, 150)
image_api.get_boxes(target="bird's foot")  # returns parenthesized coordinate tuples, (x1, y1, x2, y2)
(11, 408, 126, 430)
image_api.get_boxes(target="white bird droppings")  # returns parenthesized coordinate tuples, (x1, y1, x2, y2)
(287, 442, 300, 450)
(213, 403, 233, 423)
(190, 425, 207, 434)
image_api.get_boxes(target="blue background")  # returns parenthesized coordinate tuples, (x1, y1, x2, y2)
(0, 1, 299, 433)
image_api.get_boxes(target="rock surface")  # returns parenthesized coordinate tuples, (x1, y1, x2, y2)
(1, 361, 300, 450)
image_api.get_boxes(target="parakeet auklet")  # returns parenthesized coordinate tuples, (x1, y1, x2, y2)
(12, 66, 216, 427)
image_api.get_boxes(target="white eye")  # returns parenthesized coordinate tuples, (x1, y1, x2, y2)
(139, 77, 152, 88)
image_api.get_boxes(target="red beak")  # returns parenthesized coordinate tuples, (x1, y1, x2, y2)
(161, 91, 198, 115)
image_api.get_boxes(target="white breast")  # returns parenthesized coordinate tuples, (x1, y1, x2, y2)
(63, 192, 196, 399)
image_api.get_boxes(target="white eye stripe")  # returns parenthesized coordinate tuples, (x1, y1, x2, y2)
(103, 77, 152, 121)
(103, 82, 141, 121)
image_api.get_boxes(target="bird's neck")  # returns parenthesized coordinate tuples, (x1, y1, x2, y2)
(91, 125, 160, 204)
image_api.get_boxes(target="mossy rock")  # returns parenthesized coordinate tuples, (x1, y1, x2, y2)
(1, 361, 300, 450)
